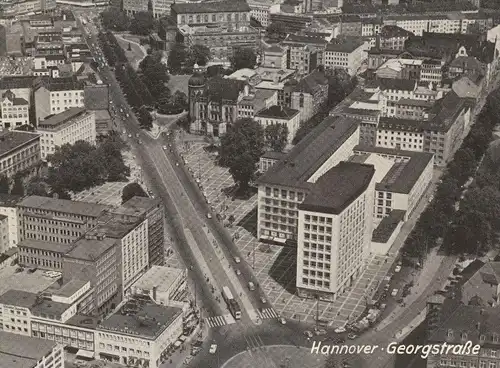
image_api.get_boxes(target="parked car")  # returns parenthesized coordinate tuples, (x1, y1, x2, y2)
(394, 265, 402, 273)
(279, 317, 286, 325)
(304, 331, 313, 339)
(334, 326, 346, 333)
(248, 282, 256, 291)
(234, 257, 241, 264)
(209, 344, 217, 354)
(260, 296, 267, 304)
(347, 333, 357, 340)
(391, 289, 399, 297)
(235, 269, 241, 276)
(206, 213, 212, 219)
(315, 329, 327, 336)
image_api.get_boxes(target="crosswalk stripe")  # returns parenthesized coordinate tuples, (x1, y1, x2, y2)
(258, 308, 278, 319)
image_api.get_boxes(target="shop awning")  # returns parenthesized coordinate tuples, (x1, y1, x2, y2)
(76, 349, 95, 359)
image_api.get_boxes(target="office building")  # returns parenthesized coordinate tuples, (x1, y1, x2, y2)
(256, 116, 360, 242)
(18, 239, 73, 271)
(119, 196, 165, 267)
(0, 130, 41, 180)
(37, 107, 96, 160)
(34, 76, 85, 123)
(248, 0, 272, 28)
(255, 105, 300, 145)
(0, 330, 64, 368)
(324, 38, 368, 76)
(282, 34, 327, 75)
(17, 195, 110, 244)
(0, 194, 21, 249)
(296, 162, 375, 300)
(1, 90, 30, 130)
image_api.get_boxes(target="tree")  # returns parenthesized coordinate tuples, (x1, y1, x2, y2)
(171, 90, 188, 110)
(188, 44, 211, 66)
(167, 43, 188, 74)
(138, 106, 153, 130)
(130, 11, 156, 36)
(219, 118, 265, 192)
(230, 47, 257, 70)
(265, 123, 288, 152)
(26, 177, 50, 197)
(10, 175, 25, 196)
(0, 174, 9, 194)
(267, 21, 287, 40)
(100, 8, 130, 31)
(122, 182, 148, 203)
(97, 135, 131, 181)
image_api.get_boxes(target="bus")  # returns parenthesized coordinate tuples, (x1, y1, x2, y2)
(221, 286, 241, 320)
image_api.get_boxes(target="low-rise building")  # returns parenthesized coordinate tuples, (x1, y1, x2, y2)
(0, 330, 64, 368)
(237, 89, 278, 119)
(290, 70, 329, 123)
(1, 89, 30, 129)
(378, 25, 413, 51)
(0, 194, 22, 249)
(255, 105, 300, 145)
(262, 45, 287, 69)
(259, 151, 287, 173)
(282, 34, 327, 76)
(0, 130, 41, 179)
(324, 38, 368, 76)
(37, 107, 96, 160)
(394, 98, 432, 120)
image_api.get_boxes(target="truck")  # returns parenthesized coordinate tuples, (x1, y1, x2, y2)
(221, 286, 241, 320)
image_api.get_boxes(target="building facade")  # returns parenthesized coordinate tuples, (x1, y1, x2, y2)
(1, 90, 30, 129)
(255, 105, 300, 145)
(324, 39, 368, 76)
(37, 107, 96, 160)
(0, 131, 41, 179)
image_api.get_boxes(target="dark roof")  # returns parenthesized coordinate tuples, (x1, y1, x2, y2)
(378, 78, 417, 91)
(0, 131, 40, 158)
(2, 90, 28, 105)
(38, 107, 88, 128)
(256, 105, 299, 119)
(299, 162, 375, 215)
(98, 303, 182, 339)
(375, 152, 433, 194)
(378, 117, 424, 133)
(258, 116, 359, 188)
(204, 76, 245, 102)
(121, 196, 162, 215)
(372, 210, 406, 243)
(283, 34, 328, 46)
(261, 151, 287, 160)
(171, 0, 250, 14)
(380, 25, 414, 39)
(0, 331, 58, 368)
(367, 48, 402, 56)
(0, 194, 22, 207)
(395, 98, 433, 108)
(65, 237, 118, 261)
(18, 195, 109, 217)
(189, 72, 206, 87)
(294, 70, 328, 94)
(84, 84, 109, 110)
(425, 90, 467, 132)
(36, 76, 84, 92)
(0, 76, 35, 90)
(326, 38, 364, 53)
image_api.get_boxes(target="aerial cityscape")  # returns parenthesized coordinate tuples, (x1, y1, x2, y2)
(0, 0, 499, 367)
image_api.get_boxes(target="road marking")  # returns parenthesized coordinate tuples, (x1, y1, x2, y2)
(258, 308, 279, 319)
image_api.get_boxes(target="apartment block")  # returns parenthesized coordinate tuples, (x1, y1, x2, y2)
(296, 162, 375, 301)
(1, 90, 30, 130)
(0, 330, 64, 368)
(17, 195, 110, 244)
(255, 105, 300, 145)
(37, 107, 96, 160)
(34, 76, 85, 123)
(248, 0, 272, 27)
(256, 116, 360, 243)
(324, 38, 368, 76)
(0, 214, 8, 254)
(0, 130, 41, 179)
(0, 194, 22, 249)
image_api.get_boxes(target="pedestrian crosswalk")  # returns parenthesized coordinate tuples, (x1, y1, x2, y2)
(204, 313, 236, 328)
(257, 308, 279, 320)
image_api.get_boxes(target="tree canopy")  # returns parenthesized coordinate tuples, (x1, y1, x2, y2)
(0, 174, 9, 194)
(168, 43, 189, 74)
(100, 8, 130, 31)
(138, 106, 153, 130)
(219, 118, 265, 192)
(122, 182, 148, 203)
(129, 11, 156, 35)
(188, 45, 211, 66)
(230, 47, 257, 70)
(265, 124, 288, 152)
(266, 21, 287, 40)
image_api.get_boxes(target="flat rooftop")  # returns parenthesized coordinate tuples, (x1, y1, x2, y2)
(372, 209, 406, 243)
(98, 303, 182, 339)
(378, 117, 424, 133)
(66, 314, 99, 329)
(120, 196, 162, 216)
(0, 194, 22, 208)
(299, 162, 375, 215)
(18, 195, 110, 217)
(0, 330, 57, 368)
(0, 265, 58, 297)
(133, 266, 184, 293)
(258, 116, 359, 189)
(45, 278, 89, 298)
(38, 107, 88, 129)
(0, 289, 70, 318)
(18, 239, 74, 254)
(89, 216, 142, 239)
(0, 131, 40, 158)
(65, 236, 117, 261)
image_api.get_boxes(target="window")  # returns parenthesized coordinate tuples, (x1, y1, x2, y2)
(299, 93, 304, 108)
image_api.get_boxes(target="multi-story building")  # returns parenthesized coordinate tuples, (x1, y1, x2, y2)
(34, 76, 85, 123)
(17, 195, 110, 244)
(269, 13, 312, 34)
(339, 15, 362, 37)
(0, 330, 64, 368)
(377, 25, 413, 51)
(256, 115, 360, 242)
(37, 107, 96, 160)
(237, 89, 278, 119)
(255, 105, 300, 145)
(119, 196, 165, 267)
(296, 161, 375, 301)
(420, 59, 443, 84)
(394, 98, 433, 120)
(376, 117, 424, 152)
(18, 239, 73, 271)
(122, 0, 148, 16)
(248, 0, 272, 28)
(290, 69, 329, 123)
(0, 130, 40, 180)
(1, 90, 30, 129)
(282, 34, 327, 75)
(361, 17, 382, 38)
(0, 194, 21, 249)
(0, 214, 8, 254)
(63, 235, 121, 317)
(263, 45, 287, 69)
(366, 48, 401, 70)
(324, 38, 368, 76)
(0, 0, 56, 18)
(172, 0, 258, 61)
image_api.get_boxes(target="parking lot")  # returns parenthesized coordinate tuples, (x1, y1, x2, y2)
(176, 136, 400, 326)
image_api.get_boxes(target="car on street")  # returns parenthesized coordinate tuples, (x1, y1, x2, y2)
(248, 281, 256, 291)
(334, 326, 346, 333)
(128, 134, 132, 138)
(206, 213, 212, 219)
(315, 329, 327, 336)
(234, 257, 241, 264)
(279, 317, 286, 325)
(260, 297, 267, 304)
(304, 331, 313, 339)
(391, 289, 399, 297)
(209, 344, 217, 354)
(347, 333, 357, 340)
(162, 145, 167, 150)
(394, 265, 402, 273)
(235, 269, 241, 276)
